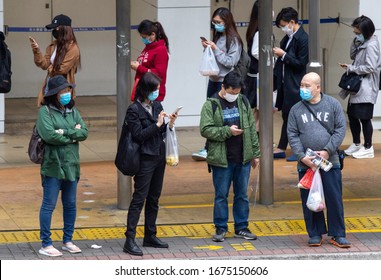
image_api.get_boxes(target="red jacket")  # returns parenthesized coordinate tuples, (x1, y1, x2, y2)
(134, 39, 169, 101)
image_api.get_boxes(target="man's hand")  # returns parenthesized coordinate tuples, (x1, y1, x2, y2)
(251, 158, 260, 169)
(273, 47, 286, 57)
(230, 125, 243, 136)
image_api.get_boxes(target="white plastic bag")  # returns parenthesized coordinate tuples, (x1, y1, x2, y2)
(165, 126, 179, 166)
(199, 45, 219, 76)
(306, 170, 326, 212)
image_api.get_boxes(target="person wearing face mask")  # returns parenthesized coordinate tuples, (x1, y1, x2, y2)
(199, 71, 260, 242)
(30, 14, 81, 107)
(272, 7, 309, 161)
(35, 75, 88, 257)
(339, 16, 381, 159)
(192, 7, 243, 161)
(130, 19, 169, 102)
(288, 72, 351, 248)
(122, 72, 178, 256)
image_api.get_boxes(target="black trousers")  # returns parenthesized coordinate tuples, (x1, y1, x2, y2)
(278, 111, 289, 150)
(125, 154, 166, 238)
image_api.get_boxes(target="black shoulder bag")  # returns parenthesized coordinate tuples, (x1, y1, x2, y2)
(302, 101, 345, 170)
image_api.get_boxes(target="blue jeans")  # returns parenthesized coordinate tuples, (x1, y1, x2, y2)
(298, 168, 346, 238)
(211, 161, 251, 231)
(39, 176, 78, 247)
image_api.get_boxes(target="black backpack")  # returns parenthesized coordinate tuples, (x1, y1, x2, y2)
(0, 31, 12, 93)
(233, 46, 251, 81)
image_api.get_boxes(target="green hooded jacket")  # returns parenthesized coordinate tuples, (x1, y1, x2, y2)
(200, 95, 260, 168)
(36, 105, 88, 181)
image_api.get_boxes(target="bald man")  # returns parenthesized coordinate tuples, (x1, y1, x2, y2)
(287, 72, 351, 248)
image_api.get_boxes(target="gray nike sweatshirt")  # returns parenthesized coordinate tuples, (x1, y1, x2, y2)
(287, 93, 346, 169)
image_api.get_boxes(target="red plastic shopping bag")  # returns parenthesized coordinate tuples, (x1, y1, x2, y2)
(298, 168, 314, 189)
(306, 169, 326, 212)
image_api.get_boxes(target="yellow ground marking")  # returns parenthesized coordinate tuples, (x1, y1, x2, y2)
(193, 245, 223, 250)
(231, 242, 256, 251)
(1, 216, 381, 244)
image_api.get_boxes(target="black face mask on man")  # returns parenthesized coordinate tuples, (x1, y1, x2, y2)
(52, 29, 59, 39)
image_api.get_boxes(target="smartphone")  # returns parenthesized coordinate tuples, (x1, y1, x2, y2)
(200, 36, 207, 42)
(28, 36, 36, 43)
(172, 106, 183, 115)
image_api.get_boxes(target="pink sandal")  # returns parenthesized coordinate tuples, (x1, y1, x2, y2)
(38, 246, 63, 257)
(62, 242, 82, 253)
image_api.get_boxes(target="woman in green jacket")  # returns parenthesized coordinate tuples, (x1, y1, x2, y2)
(36, 75, 88, 257)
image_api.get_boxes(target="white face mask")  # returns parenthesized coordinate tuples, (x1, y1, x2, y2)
(224, 92, 239, 103)
(281, 24, 293, 36)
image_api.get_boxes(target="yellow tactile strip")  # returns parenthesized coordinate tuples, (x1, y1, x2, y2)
(1, 216, 381, 244)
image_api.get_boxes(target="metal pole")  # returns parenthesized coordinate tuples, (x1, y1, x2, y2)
(307, 0, 323, 80)
(116, 0, 132, 210)
(258, 0, 273, 205)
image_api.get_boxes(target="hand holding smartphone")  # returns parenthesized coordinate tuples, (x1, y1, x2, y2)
(200, 36, 207, 42)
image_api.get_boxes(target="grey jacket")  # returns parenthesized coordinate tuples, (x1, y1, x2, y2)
(339, 35, 381, 104)
(209, 35, 241, 82)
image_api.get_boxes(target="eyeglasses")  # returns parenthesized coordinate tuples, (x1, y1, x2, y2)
(212, 20, 224, 25)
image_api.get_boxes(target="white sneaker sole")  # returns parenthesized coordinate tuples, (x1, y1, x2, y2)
(191, 155, 207, 161)
(352, 154, 374, 159)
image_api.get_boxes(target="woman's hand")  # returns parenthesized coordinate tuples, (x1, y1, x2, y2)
(156, 110, 166, 127)
(130, 61, 140, 71)
(168, 112, 178, 129)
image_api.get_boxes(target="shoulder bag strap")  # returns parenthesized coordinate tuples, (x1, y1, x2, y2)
(302, 101, 333, 135)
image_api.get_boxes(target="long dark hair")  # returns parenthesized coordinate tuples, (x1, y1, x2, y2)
(211, 7, 243, 51)
(134, 72, 161, 102)
(246, 1, 259, 45)
(138, 19, 170, 53)
(53, 25, 81, 72)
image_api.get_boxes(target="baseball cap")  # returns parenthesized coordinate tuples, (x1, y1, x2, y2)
(45, 14, 72, 29)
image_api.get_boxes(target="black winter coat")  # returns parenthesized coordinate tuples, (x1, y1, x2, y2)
(126, 101, 166, 157)
(274, 25, 309, 114)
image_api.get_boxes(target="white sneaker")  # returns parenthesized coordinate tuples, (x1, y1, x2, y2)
(352, 146, 374, 159)
(191, 149, 207, 161)
(344, 143, 362, 156)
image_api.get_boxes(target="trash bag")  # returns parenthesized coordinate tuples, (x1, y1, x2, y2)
(306, 170, 326, 212)
(199, 45, 219, 76)
(165, 126, 179, 166)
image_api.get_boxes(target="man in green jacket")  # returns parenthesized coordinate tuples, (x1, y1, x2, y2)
(200, 71, 260, 242)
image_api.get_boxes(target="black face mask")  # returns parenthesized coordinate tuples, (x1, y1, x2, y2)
(52, 29, 59, 39)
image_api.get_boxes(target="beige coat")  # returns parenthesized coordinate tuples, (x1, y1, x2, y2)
(33, 41, 80, 106)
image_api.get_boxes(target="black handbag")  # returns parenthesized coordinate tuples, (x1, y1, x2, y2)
(28, 106, 51, 164)
(338, 71, 364, 93)
(114, 120, 140, 176)
(28, 125, 45, 164)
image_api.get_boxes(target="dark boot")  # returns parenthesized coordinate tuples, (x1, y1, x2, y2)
(143, 235, 169, 248)
(123, 237, 143, 256)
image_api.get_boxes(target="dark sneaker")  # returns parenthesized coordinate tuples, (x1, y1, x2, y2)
(308, 236, 323, 247)
(212, 228, 227, 242)
(234, 228, 257, 240)
(330, 237, 351, 248)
